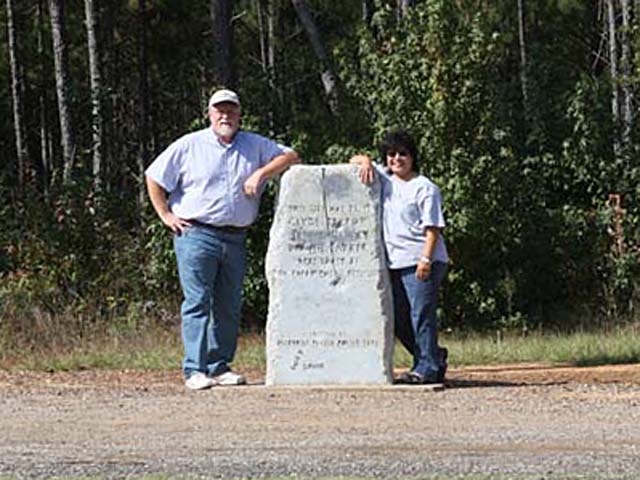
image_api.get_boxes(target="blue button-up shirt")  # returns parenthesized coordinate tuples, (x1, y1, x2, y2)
(146, 128, 289, 227)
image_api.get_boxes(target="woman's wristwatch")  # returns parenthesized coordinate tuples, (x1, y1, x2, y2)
(419, 256, 432, 265)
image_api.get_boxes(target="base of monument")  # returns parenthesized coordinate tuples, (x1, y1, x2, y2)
(246, 382, 445, 392)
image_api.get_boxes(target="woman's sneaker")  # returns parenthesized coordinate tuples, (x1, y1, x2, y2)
(185, 372, 215, 390)
(397, 371, 440, 385)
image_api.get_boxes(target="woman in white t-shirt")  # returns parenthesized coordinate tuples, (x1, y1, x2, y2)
(351, 130, 449, 384)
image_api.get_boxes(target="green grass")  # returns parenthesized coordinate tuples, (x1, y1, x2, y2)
(0, 327, 182, 372)
(445, 326, 640, 367)
(391, 324, 640, 369)
(1, 324, 639, 373)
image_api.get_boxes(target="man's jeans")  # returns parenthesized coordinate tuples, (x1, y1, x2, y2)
(390, 262, 447, 379)
(173, 225, 247, 378)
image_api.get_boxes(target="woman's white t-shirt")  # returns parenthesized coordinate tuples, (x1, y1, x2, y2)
(376, 165, 449, 269)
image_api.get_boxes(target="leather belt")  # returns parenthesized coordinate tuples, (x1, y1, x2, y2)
(190, 220, 248, 234)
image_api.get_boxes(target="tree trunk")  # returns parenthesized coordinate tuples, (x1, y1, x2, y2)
(291, 0, 339, 114)
(6, 0, 29, 191)
(257, 0, 277, 134)
(138, 0, 150, 212)
(397, 0, 415, 20)
(210, 0, 234, 88)
(37, 0, 51, 195)
(267, 0, 275, 84)
(607, 0, 621, 158)
(517, 0, 529, 128)
(256, 0, 276, 80)
(257, 0, 268, 69)
(84, 0, 104, 190)
(101, 1, 118, 192)
(620, 0, 633, 149)
(48, 0, 76, 183)
(362, 0, 374, 24)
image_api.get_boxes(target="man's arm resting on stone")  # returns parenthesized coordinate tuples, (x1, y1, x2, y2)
(145, 176, 191, 233)
(244, 150, 300, 196)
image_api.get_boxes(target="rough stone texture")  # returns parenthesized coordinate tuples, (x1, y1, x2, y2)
(265, 164, 394, 385)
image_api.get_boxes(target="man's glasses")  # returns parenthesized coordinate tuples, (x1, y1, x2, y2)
(211, 106, 240, 115)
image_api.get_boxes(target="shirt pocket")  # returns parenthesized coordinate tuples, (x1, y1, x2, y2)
(400, 202, 423, 232)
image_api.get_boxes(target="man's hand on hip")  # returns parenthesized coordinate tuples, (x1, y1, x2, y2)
(161, 212, 192, 234)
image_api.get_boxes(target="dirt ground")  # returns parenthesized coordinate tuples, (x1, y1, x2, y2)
(447, 361, 640, 386)
(2, 361, 639, 390)
(2, 363, 640, 479)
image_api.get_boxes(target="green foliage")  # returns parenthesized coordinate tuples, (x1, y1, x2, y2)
(1, 0, 638, 347)
(337, 0, 639, 331)
(0, 182, 179, 347)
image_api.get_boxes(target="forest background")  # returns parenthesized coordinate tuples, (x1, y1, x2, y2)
(1, 0, 639, 353)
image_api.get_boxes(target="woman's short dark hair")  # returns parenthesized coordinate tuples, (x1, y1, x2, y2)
(379, 129, 420, 172)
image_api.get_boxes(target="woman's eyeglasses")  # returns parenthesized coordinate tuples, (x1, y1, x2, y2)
(387, 149, 409, 158)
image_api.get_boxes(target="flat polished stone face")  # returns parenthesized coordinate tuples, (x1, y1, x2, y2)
(265, 164, 394, 385)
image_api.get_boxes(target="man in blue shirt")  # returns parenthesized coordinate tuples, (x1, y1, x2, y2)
(146, 89, 299, 390)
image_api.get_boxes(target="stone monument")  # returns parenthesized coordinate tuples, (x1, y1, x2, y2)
(265, 164, 394, 385)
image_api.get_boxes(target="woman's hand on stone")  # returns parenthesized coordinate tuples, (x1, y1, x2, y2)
(350, 155, 375, 184)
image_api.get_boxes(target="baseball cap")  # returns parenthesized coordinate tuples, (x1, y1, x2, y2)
(208, 89, 240, 108)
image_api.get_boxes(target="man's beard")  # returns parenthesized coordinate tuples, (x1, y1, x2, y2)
(216, 124, 237, 139)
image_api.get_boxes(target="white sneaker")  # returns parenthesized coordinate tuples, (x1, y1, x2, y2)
(212, 370, 246, 386)
(185, 372, 215, 390)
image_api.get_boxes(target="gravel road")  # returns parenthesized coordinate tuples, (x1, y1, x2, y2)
(1, 367, 640, 479)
